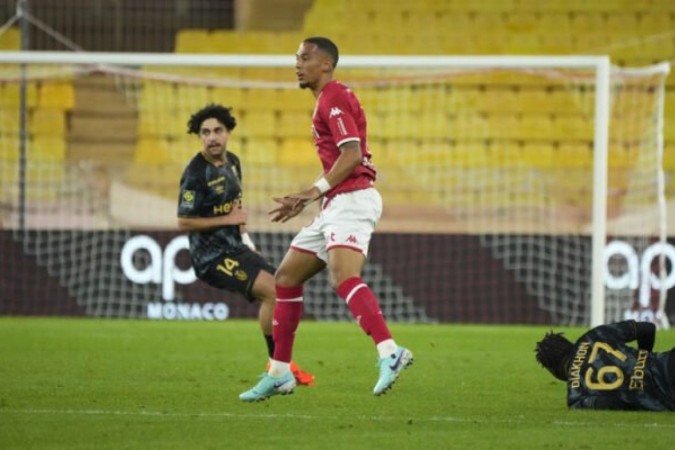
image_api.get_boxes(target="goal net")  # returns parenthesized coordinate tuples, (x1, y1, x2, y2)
(0, 52, 670, 326)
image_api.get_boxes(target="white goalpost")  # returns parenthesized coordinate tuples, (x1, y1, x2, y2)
(0, 50, 669, 326)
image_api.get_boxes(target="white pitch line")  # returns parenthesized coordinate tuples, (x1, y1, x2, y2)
(2, 408, 675, 429)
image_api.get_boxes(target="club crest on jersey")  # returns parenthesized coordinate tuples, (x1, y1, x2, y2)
(329, 107, 343, 117)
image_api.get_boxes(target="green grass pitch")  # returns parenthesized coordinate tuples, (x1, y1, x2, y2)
(1, 317, 675, 449)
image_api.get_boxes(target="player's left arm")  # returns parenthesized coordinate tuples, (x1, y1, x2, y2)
(592, 320, 656, 351)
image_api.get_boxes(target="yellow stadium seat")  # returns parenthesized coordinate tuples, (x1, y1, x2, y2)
(370, 10, 406, 32)
(175, 29, 211, 53)
(555, 143, 593, 168)
(666, 91, 675, 118)
(278, 111, 313, 139)
(663, 144, 675, 170)
(537, 34, 574, 54)
(30, 109, 66, 137)
(241, 137, 278, 167)
(605, 12, 639, 33)
(488, 115, 520, 140)
(469, 89, 513, 113)
(167, 137, 200, 164)
(31, 137, 65, 161)
(134, 137, 171, 165)
(237, 111, 277, 138)
(0, 108, 20, 134)
(241, 88, 282, 111)
(534, 13, 571, 33)
(174, 85, 213, 112)
(38, 82, 75, 110)
(451, 144, 491, 168)
(277, 89, 313, 113)
(211, 87, 244, 109)
(651, 0, 675, 10)
(0, 136, 19, 161)
(520, 143, 556, 168)
(608, 144, 639, 168)
(639, 13, 673, 33)
(2, 82, 38, 108)
(421, 112, 454, 139)
(278, 137, 317, 168)
(0, 27, 19, 50)
(519, 115, 556, 140)
(381, 112, 420, 139)
(20, 161, 66, 202)
(506, 33, 541, 54)
(554, 115, 594, 141)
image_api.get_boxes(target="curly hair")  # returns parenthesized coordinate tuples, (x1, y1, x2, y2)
(535, 331, 575, 381)
(187, 103, 237, 135)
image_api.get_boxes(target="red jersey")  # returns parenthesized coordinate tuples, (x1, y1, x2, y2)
(312, 80, 376, 198)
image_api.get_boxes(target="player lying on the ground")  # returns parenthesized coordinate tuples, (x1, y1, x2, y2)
(535, 320, 675, 411)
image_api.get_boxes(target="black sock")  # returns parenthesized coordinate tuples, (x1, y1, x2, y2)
(264, 334, 275, 358)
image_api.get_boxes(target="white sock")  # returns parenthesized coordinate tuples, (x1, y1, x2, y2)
(376, 339, 398, 359)
(268, 359, 290, 377)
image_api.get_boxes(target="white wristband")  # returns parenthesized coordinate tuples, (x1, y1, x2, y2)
(313, 176, 331, 195)
(241, 232, 256, 251)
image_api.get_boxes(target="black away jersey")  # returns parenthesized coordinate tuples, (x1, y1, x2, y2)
(177, 151, 246, 275)
(567, 320, 675, 411)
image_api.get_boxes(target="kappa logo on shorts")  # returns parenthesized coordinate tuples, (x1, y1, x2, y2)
(346, 235, 358, 244)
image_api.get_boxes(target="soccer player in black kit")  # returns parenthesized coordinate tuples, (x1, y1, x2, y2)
(177, 103, 314, 387)
(535, 320, 675, 411)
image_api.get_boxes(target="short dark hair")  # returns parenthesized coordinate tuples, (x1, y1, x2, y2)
(187, 103, 237, 135)
(304, 36, 339, 68)
(535, 331, 575, 381)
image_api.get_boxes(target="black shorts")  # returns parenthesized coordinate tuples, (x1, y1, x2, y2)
(197, 248, 276, 302)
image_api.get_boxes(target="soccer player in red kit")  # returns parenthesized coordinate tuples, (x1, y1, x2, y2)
(240, 37, 413, 402)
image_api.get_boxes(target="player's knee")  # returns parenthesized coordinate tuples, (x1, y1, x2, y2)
(274, 269, 296, 288)
(328, 269, 359, 290)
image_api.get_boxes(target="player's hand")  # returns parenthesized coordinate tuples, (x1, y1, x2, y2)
(269, 196, 304, 223)
(286, 186, 321, 205)
(269, 187, 321, 223)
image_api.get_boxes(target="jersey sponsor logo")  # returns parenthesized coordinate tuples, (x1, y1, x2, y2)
(213, 201, 234, 215)
(209, 176, 226, 194)
(208, 176, 225, 186)
(629, 349, 649, 391)
(329, 106, 343, 117)
(181, 190, 195, 208)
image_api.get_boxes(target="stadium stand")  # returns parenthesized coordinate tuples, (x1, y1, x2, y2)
(6, 1, 666, 211)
